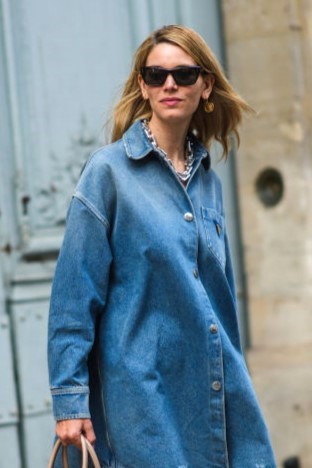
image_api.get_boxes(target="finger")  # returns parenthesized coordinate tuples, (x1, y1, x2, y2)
(82, 420, 96, 446)
(56, 422, 83, 449)
(61, 431, 82, 449)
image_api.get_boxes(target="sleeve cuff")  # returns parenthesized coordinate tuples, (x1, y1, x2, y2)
(51, 387, 90, 421)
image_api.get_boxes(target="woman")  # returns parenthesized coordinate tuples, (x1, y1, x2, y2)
(48, 25, 276, 467)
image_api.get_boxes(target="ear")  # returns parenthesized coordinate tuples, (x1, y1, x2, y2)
(201, 73, 215, 101)
(138, 74, 149, 100)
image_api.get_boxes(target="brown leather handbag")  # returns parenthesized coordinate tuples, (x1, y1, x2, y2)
(48, 435, 101, 468)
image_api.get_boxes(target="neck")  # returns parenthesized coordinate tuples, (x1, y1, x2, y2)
(147, 118, 189, 166)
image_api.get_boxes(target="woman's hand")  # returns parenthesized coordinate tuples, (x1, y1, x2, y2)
(56, 418, 96, 449)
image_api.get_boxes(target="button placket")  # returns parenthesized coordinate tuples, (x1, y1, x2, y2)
(207, 311, 227, 461)
(183, 212, 194, 222)
(212, 381, 222, 392)
(181, 207, 197, 279)
(209, 323, 218, 334)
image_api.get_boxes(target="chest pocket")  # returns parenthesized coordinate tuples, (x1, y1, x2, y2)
(201, 207, 226, 269)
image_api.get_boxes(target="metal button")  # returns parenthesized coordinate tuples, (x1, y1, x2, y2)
(210, 324, 218, 334)
(193, 268, 199, 279)
(212, 381, 222, 392)
(184, 212, 194, 222)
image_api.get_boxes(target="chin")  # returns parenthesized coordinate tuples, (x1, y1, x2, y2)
(157, 111, 193, 125)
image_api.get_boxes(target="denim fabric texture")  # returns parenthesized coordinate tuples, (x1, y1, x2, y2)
(48, 120, 276, 467)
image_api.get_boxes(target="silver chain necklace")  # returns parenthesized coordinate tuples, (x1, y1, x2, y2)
(142, 119, 195, 183)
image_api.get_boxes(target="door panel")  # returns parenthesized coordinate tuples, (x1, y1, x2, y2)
(0, 314, 21, 468)
(0, 428, 21, 468)
(2, 0, 135, 239)
(10, 301, 52, 418)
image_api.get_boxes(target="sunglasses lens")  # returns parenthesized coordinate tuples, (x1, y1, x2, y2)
(142, 68, 167, 85)
(141, 67, 202, 86)
(173, 68, 199, 85)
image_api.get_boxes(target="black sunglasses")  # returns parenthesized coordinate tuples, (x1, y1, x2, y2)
(140, 66, 207, 86)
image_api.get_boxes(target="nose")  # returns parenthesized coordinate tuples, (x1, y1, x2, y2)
(163, 73, 178, 89)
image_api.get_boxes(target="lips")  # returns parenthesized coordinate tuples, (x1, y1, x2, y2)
(160, 98, 182, 106)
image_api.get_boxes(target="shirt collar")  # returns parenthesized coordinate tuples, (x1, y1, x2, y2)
(123, 120, 211, 171)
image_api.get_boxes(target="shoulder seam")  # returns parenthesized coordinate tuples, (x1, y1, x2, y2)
(73, 192, 110, 229)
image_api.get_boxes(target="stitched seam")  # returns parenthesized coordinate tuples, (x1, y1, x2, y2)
(201, 207, 226, 270)
(73, 192, 110, 229)
(50, 386, 89, 396)
(201, 206, 224, 222)
(123, 133, 132, 158)
(55, 413, 90, 420)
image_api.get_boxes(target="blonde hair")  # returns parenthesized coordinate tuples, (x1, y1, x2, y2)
(111, 25, 253, 158)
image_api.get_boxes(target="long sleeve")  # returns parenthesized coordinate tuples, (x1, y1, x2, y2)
(48, 196, 112, 420)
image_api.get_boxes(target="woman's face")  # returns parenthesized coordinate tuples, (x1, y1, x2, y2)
(138, 43, 214, 128)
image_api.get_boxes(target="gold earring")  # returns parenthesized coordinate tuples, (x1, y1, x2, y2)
(204, 101, 214, 113)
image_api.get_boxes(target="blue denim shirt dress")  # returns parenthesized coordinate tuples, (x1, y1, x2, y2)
(48, 120, 276, 467)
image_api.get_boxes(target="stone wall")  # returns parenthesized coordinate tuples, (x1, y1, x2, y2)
(221, 1, 312, 466)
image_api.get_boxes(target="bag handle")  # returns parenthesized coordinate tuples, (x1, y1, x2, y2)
(48, 435, 101, 468)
